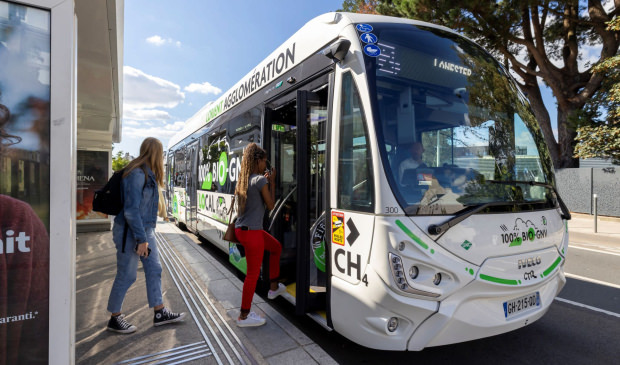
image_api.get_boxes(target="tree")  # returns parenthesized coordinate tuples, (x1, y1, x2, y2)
(340, 0, 379, 13)
(346, 0, 620, 168)
(574, 16, 620, 164)
(112, 150, 130, 171)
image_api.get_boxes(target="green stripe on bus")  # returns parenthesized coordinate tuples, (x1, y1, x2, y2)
(543, 256, 562, 277)
(395, 220, 428, 250)
(479, 274, 519, 285)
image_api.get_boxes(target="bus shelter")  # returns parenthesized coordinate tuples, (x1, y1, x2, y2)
(0, 0, 123, 363)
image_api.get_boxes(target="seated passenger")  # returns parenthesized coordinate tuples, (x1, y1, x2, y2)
(399, 141, 427, 185)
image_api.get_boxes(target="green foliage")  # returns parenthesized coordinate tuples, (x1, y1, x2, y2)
(339, 0, 378, 13)
(574, 125, 620, 164)
(112, 151, 130, 171)
(573, 17, 620, 164)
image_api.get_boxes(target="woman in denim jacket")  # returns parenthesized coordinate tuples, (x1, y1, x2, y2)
(106, 137, 185, 333)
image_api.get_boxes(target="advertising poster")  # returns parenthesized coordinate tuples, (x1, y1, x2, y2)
(77, 150, 109, 220)
(0, 2, 51, 364)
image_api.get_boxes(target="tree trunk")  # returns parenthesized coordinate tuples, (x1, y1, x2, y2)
(523, 84, 560, 168)
(556, 104, 579, 168)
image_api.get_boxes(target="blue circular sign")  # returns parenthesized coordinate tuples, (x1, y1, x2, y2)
(356, 23, 373, 33)
(360, 33, 378, 44)
(363, 44, 381, 57)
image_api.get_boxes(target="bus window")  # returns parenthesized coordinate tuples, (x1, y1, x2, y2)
(174, 149, 185, 187)
(337, 72, 374, 212)
(228, 106, 262, 151)
(200, 130, 229, 194)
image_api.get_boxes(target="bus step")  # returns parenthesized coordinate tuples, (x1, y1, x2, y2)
(281, 283, 297, 305)
(306, 311, 332, 331)
(310, 286, 326, 293)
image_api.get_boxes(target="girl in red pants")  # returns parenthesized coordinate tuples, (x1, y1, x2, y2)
(234, 143, 286, 327)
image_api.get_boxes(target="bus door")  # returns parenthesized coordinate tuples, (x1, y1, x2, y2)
(166, 152, 174, 217)
(186, 141, 199, 233)
(172, 147, 187, 224)
(265, 76, 329, 316)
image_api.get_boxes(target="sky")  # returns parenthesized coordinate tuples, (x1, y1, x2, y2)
(115, 1, 603, 158)
(116, 0, 345, 157)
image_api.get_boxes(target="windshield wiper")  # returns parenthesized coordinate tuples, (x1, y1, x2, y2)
(426, 180, 571, 237)
(427, 201, 515, 235)
(485, 180, 571, 221)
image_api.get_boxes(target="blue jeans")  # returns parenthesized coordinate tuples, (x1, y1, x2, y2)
(107, 226, 163, 313)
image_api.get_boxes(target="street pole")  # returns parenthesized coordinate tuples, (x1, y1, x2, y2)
(593, 194, 598, 233)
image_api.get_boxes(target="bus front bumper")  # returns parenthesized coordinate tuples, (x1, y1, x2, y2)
(407, 269, 566, 350)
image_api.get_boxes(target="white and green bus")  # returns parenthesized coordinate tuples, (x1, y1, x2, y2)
(166, 12, 570, 350)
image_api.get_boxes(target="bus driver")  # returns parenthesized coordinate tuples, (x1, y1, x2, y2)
(399, 141, 426, 185)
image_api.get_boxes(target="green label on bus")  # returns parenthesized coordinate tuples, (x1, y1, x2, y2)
(272, 124, 286, 132)
(229, 243, 247, 274)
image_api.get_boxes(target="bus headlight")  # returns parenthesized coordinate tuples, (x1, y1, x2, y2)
(388, 253, 440, 298)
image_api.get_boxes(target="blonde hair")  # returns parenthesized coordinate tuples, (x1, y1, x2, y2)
(123, 137, 165, 187)
(235, 143, 266, 215)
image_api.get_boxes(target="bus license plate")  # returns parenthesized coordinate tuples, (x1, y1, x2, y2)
(503, 292, 540, 319)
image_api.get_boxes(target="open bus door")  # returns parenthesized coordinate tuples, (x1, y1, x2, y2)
(295, 88, 328, 316)
(264, 78, 330, 322)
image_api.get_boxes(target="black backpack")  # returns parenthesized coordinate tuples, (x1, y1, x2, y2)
(93, 169, 126, 215)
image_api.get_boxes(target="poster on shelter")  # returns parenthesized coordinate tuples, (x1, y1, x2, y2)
(77, 150, 109, 220)
(0, 1, 51, 364)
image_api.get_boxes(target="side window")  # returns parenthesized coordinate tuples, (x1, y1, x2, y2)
(200, 130, 228, 193)
(338, 72, 374, 212)
(174, 149, 185, 187)
(228, 106, 262, 151)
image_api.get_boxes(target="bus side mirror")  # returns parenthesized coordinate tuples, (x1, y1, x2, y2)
(322, 39, 351, 63)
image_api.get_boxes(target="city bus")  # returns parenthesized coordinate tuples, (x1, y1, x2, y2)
(165, 12, 571, 350)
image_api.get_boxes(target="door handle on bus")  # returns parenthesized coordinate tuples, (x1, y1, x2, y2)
(268, 185, 297, 231)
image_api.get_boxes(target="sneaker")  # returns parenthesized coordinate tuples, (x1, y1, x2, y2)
(154, 307, 186, 326)
(236, 311, 266, 327)
(268, 283, 287, 300)
(107, 314, 137, 334)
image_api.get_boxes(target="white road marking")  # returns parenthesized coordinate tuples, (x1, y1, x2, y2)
(568, 245, 620, 257)
(554, 297, 620, 319)
(564, 273, 620, 289)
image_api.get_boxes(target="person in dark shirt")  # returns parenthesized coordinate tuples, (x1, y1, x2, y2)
(234, 143, 286, 327)
(1, 101, 50, 365)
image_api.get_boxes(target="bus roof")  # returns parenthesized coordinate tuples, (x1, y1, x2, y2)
(167, 12, 457, 151)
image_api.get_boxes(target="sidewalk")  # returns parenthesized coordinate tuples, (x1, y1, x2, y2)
(75, 221, 337, 365)
(567, 212, 620, 247)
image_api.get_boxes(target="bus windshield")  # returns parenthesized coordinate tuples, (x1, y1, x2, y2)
(362, 23, 556, 215)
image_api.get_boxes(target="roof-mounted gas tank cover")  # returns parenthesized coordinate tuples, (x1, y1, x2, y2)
(322, 38, 351, 63)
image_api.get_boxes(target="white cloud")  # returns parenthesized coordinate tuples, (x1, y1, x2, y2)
(579, 44, 600, 73)
(146, 35, 182, 48)
(123, 66, 185, 110)
(146, 35, 166, 46)
(124, 108, 172, 121)
(123, 121, 185, 140)
(184, 82, 222, 95)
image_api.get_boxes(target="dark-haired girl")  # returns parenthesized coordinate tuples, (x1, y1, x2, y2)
(234, 143, 285, 327)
